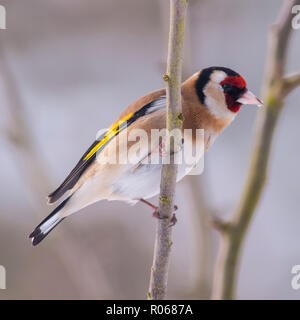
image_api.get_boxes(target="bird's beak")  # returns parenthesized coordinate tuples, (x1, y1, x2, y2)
(237, 90, 263, 107)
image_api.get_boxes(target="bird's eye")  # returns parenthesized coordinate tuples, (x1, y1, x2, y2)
(221, 83, 232, 92)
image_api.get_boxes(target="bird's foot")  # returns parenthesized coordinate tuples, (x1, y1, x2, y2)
(152, 206, 178, 227)
(140, 198, 178, 226)
(152, 209, 163, 219)
(152, 211, 177, 227)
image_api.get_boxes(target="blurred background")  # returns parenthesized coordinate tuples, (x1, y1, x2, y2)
(0, 0, 299, 299)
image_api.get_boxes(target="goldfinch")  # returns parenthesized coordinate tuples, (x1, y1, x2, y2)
(29, 66, 262, 245)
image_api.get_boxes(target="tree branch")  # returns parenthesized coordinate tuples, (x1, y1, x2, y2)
(212, 0, 300, 300)
(282, 72, 300, 97)
(148, 0, 188, 300)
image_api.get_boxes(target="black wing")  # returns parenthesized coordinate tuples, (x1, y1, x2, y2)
(48, 131, 106, 203)
(47, 96, 166, 203)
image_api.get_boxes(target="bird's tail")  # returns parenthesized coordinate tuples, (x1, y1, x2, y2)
(29, 196, 71, 246)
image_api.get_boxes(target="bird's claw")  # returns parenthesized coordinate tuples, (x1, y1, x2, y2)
(152, 210, 164, 219)
(152, 206, 178, 227)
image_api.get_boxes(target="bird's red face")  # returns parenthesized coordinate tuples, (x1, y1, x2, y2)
(220, 75, 262, 113)
(220, 75, 247, 113)
(195, 67, 263, 117)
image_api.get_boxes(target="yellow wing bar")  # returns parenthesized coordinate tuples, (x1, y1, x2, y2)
(83, 112, 133, 161)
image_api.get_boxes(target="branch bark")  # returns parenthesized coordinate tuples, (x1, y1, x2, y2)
(159, 0, 215, 299)
(282, 72, 300, 96)
(148, 0, 188, 300)
(212, 0, 300, 300)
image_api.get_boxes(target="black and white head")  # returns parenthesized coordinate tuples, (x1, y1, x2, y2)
(195, 66, 263, 119)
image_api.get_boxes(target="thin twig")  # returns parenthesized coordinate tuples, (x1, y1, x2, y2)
(282, 72, 300, 96)
(159, 0, 215, 299)
(212, 0, 300, 300)
(148, 0, 188, 300)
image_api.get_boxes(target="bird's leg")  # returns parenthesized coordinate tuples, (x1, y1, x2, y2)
(140, 198, 158, 211)
(140, 199, 178, 225)
(140, 199, 161, 219)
